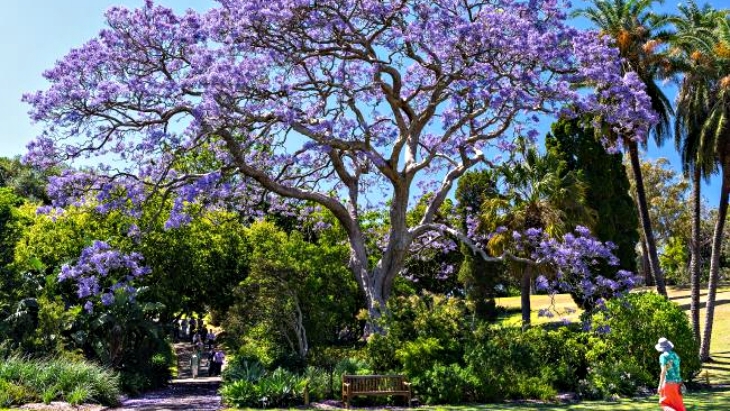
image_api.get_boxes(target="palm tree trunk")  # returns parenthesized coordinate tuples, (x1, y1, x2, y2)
(690, 165, 702, 345)
(627, 141, 667, 296)
(640, 239, 654, 286)
(700, 168, 730, 361)
(521, 265, 532, 329)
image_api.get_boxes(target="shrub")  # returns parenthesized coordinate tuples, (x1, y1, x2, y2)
(464, 325, 587, 402)
(0, 357, 120, 406)
(366, 292, 469, 374)
(222, 355, 266, 383)
(588, 292, 700, 396)
(221, 367, 307, 408)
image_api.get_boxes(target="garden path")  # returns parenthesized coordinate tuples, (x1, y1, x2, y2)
(108, 343, 225, 411)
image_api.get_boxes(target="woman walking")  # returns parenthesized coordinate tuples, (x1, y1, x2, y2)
(656, 337, 686, 411)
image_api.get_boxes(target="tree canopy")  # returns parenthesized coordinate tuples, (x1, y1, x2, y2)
(23, 0, 656, 322)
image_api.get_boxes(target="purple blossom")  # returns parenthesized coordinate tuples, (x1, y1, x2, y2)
(22, 0, 657, 316)
(58, 240, 150, 308)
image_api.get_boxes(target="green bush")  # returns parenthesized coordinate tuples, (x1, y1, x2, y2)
(222, 355, 266, 383)
(221, 367, 307, 408)
(365, 293, 594, 404)
(366, 293, 469, 374)
(412, 363, 480, 404)
(0, 357, 120, 406)
(464, 325, 587, 402)
(586, 292, 700, 398)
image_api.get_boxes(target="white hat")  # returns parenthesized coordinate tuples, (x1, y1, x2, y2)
(655, 337, 674, 352)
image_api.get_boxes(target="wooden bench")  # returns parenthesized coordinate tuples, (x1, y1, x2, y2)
(341, 374, 412, 408)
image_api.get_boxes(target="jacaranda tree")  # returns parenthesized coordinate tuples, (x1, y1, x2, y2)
(24, 0, 656, 327)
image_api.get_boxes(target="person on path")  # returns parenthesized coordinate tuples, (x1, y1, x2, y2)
(189, 317, 197, 339)
(206, 349, 215, 376)
(192, 332, 204, 358)
(656, 337, 686, 411)
(181, 318, 189, 340)
(171, 319, 180, 342)
(210, 349, 225, 376)
(206, 330, 216, 350)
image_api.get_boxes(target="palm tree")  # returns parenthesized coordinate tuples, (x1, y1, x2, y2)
(698, 15, 730, 361)
(669, 0, 725, 348)
(480, 141, 594, 327)
(574, 0, 674, 296)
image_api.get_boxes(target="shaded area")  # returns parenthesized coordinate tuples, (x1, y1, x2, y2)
(110, 343, 225, 410)
(110, 382, 222, 411)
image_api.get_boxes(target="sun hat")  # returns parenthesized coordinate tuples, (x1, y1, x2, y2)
(655, 337, 674, 352)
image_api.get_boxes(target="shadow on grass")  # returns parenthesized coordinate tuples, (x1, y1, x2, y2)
(677, 298, 730, 311)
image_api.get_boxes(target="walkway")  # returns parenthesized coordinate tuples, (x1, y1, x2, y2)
(109, 343, 225, 411)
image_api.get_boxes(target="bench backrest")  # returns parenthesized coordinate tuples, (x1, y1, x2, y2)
(342, 375, 408, 393)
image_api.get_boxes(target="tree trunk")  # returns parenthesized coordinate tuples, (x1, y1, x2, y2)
(521, 265, 532, 329)
(627, 141, 667, 296)
(640, 239, 654, 286)
(690, 165, 702, 345)
(700, 168, 730, 361)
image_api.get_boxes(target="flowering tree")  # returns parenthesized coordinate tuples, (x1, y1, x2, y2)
(24, 0, 656, 325)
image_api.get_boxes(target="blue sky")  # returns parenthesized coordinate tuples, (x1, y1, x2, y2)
(0, 0, 727, 204)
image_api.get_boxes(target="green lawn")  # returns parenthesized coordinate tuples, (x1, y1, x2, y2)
(424, 388, 729, 410)
(227, 389, 730, 411)
(224, 388, 730, 410)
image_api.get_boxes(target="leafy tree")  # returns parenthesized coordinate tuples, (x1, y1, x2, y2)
(0, 188, 28, 306)
(0, 156, 53, 204)
(402, 196, 464, 296)
(546, 118, 639, 280)
(225, 219, 361, 364)
(23, 0, 656, 330)
(574, 0, 675, 296)
(480, 141, 595, 324)
(624, 158, 694, 285)
(137, 207, 251, 320)
(455, 170, 506, 322)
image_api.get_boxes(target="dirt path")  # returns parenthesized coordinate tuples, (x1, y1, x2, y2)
(109, 343, 225, 411)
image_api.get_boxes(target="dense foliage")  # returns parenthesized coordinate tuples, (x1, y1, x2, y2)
(589, 292, 701, 389)
(22, 0, 656, 327)
(546, 119, 639, 277)
(5, 0, 730, 406)
(0, 357, 120, 407)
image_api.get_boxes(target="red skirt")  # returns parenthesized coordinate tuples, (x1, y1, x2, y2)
(659, 383, 686, 411)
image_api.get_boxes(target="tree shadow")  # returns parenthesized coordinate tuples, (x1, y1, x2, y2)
(677, 299, 730, 311)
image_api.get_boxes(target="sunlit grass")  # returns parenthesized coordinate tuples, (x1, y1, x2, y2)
(224, 388, 730, 410)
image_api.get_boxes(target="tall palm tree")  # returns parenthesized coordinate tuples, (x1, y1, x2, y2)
(480, 141, 595, 327)
(698, 15, 730, 361)
(669, 0, 725, 348)
(574, 0, 674, 296)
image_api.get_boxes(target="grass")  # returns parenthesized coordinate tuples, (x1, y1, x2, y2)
(423, 387, 730, 410)
(222, 388, 730, 410)
(0, 356, 120, 407)
(496, 285, 730, 385)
